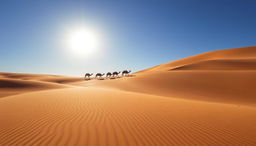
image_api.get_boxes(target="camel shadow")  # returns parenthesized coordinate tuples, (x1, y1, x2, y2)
(127, 74, 135, 77)
(84, 78, 91, 81)
(97, 78, 105, 80)
(122, 74, 135, 77)
(109, 77, 116, 80)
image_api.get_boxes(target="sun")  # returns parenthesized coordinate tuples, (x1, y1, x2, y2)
(67, 27, 100, 57)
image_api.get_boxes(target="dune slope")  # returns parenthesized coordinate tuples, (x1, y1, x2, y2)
(0, 78, 68, 98)
(90, 46, 256, 105)
(171, 59, 256, 70)
(139, 46, 256, 72)
(93, 70, 256, 105)
(0, 88, 256, 146)
(0, 72, 82, 97)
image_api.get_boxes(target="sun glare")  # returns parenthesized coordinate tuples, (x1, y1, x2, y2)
(67, 27, 100, 57)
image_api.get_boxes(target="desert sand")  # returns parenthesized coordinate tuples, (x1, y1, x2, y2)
(1, 46, 256, 145)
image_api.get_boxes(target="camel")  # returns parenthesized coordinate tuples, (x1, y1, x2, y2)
(122, 70, 131, 76)
(112, 71, 120, 77)
(84, 73, 93, 78)
(95, 73, 105, 78)
(106, 72, 112, 77)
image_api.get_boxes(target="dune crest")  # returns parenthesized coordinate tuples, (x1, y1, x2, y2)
(0, 73, 79, 98)
(171, 59, 256, 70)
(139, 46, 256, 72)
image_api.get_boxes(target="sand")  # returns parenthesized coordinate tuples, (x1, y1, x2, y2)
(1, 46, 256, 145)
(0, 73, 82, 98)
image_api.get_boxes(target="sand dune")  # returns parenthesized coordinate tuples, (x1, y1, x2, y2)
(0, 72, 57, 80)
(92, 70, 256, 105)
(171, 59, 256, 70)
(0, 88, 256, 145)
(90, 47, 256, 105)
(40, 77, 84, 84)
(0, 78, 65, 89)
(0, 72, 83, 83)
(0, 73, 75, 97)
(1, 46, 256, 145)
(0, 78, 68, 98)
(139, 46, 256, 72)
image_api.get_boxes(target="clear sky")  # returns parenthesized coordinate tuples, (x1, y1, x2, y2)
(0, 0, 255, 76)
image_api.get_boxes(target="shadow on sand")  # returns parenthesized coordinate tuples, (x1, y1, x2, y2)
(126, 74, 135, 77)
(97, 78, 105, 80)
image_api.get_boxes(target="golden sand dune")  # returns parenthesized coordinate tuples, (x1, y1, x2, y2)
(0, 78, 65, 89)
(1, 46, 256, 145)
(171, 59, 256, 70)
(91, 46, 256, 105)
(0, 72, 57, 80)
(94, 70, 256, 105)
(0, 72, 83, 83)
(0, 88, 256, 145)
(0, 72, 83, 97)
(40, 76, 84, 84)
(140, 46, 256, 72)
(0, 78, 68, 98)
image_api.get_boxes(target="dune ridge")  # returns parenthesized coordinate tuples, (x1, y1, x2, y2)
(171, 59, 256, 70)
(0, 78, 66, 89)
(139, 46, 256, 73)
(0, 72, 82, 97)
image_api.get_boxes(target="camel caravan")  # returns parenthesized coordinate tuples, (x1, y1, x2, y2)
(84, 70, 131, 80)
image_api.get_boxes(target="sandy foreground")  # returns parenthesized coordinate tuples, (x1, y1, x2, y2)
(1, 46, 256, 145)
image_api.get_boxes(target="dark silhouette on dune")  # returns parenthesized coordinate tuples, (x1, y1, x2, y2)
(112, 71, 120, 77)
(106, 72, 112, 77)
(122, 70, 131, 76)
(95, 73, 105, 78)
(84, 70, 132, 80)
(85, 73, 93, 78)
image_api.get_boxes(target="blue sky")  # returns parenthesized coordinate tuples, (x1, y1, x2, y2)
(0, 0, 255, 76)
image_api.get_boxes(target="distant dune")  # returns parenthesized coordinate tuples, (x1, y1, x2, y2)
(1, 46, 256, 145)
(0, 78, 66, 89)
(0, 73, 81, 97)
